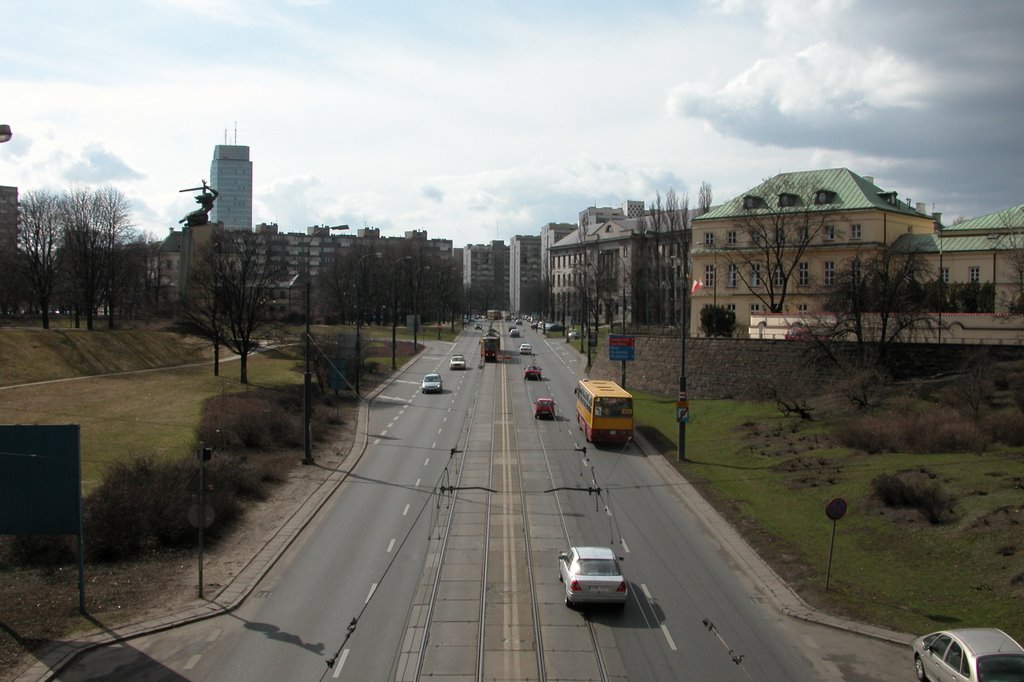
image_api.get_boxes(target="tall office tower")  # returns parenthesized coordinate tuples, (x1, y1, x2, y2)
(209, 145, 253, 231)
(0, 186, 17, 253)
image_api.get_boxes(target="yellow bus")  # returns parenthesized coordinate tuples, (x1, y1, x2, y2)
(574, 379, 634, 444)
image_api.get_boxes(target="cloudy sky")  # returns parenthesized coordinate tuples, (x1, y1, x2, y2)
(3, 0, 1022, 244)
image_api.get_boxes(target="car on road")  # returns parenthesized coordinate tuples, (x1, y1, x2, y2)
(449, 355, 466, 370)
(474, 323, 482, 330)
(420, 373, 443, 393)
(544, 322, 565, 332)
(913, 628, 1024, 682)
(558, 546, 627, 607)
(567, 330, 581, 340)
(510, 328, 521, 338)
(534, 397, 556, 419)
(523, 365, 542, 380)
(518, 343, 533, 355)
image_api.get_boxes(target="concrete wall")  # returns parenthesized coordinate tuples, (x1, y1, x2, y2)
(585, 336, 1024, 400)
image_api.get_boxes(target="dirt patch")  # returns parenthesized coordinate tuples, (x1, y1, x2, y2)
(970, 505, 1024, 532)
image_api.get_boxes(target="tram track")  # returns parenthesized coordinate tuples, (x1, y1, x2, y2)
(399, 335, 612, 681)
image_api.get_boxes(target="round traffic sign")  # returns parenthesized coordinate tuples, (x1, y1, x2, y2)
(825, 497, 847, 521)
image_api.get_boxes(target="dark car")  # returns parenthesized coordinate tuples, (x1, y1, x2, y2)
(524, 365, 542, 381)
(534, 397, 556, 419)
(544, 322, 565, 332)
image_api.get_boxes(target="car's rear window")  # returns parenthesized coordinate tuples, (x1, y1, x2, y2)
(978, 654, 1024, 681)
(577, 559, 620, 576)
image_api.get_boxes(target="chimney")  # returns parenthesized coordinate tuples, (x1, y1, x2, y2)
(916, 202, 927, 214)
(933, 212, 943, 231)
(863, 175, 874, 185)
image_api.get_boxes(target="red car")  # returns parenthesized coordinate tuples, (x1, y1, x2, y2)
(534, 397, 556, 419)
(524, 365, 543, 381)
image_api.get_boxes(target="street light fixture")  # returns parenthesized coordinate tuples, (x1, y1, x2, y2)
(303, 223, 349, 466)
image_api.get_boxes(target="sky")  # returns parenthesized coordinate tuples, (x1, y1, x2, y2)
(3, 0, 1023, 245)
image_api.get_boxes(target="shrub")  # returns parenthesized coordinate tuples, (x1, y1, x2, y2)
(984, 409, 1024, 447)
(835, 406, 990, 454)
(872, 471, 957, 524)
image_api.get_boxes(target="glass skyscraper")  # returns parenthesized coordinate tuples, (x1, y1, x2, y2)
(209, 145, 253, 232)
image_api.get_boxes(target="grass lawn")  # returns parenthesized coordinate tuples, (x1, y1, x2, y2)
(632, 390, 1024, 640)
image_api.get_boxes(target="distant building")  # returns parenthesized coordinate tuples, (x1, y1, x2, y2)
(509, 235, 542, 316)
(0, 185, 17, 253)
(463, 241, 509, 315)
(209, 145, 253, 232)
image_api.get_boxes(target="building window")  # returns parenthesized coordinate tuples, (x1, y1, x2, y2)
(750, 303, 762, 313)
(941, 266, 949, 284)
(726, 303, 736, 313)
(750, 264, 761, 287)
(727, 230, 737, 245)
(778, 193, 799, 207)
(704, 232, 715, 245)
(704, 264, 715, 288)
(969, 266, 980, 283)
(797, 303, 808, 312)
(743, 195, 766, 209)
(726, 264, 737, 288)
(814, 189, 836, 205)
(798, 262, 809, 286)
(772, 265, 784, 287)
(824, 261, 835, 287)
(824, 224, 835, 241)
(851, 223, 861, 240)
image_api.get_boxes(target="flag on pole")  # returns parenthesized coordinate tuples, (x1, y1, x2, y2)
(690, 279, 703, 295)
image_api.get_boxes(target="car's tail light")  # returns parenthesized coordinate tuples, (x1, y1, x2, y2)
(570, 579, 581, 592)
(616, 581, 626, 593)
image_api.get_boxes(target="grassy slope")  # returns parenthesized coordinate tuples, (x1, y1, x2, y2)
(0, 328, 303, 485)
(632, 391, 1024, 640)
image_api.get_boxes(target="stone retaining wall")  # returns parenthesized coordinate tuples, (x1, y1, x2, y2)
(583, 336, 1024, 399)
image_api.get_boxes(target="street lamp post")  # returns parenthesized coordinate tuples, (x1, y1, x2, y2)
(303, 224, 349, 466)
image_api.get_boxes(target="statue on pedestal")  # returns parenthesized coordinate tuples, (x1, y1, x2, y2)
(179, 180, 219, 227)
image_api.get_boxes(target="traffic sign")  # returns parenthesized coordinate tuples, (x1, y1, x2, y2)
(825, 497, 848, 521)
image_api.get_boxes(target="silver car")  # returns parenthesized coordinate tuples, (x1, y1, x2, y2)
(420, 373, 443, 394)
(557, 546, 627, 607)
(913, 628, 1024, 682)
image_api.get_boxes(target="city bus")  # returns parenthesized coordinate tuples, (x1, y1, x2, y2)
(574, 379, 633, 444)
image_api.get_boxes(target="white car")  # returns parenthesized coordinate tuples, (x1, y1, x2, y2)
(420, 373, 443, 393)
(449, 354, 466, 370)
(913, 628, 1024, 682)
(558, 546, 627, 607)
(518, 343, 532, 355)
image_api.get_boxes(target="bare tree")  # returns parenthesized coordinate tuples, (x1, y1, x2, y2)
(825, 247, 933, 364)
(996, 205, 1024, 313)
(185, 230, 285, 384)
(60, 188, 105, 329)
(16, 190, 64, 328)
(178, 239, 228, 376)
(697, 181, 713, 216)
(718, 176, 834, 314)
(92, 186, 136, 329)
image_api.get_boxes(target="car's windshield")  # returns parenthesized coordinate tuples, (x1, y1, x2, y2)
(425, 374, 440, 382)
(577, 559, 620, 576)
(978, 654, 1024, 681)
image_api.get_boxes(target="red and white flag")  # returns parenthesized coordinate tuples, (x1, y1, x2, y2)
(690, 279, 703, 295)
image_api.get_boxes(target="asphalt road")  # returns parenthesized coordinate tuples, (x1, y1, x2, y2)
(49, 322, 912, 681)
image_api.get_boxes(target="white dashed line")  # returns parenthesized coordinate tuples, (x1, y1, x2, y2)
(403, 504, 410, 516)
(415, 478, 421, 487)
(620, 539, 630, 553)
(183, 654, 202, 670)
(332, 648, 350, 678)
(424, 458, 430, 466)
(206, 628, 221, 643)
(365, 582, 377, 604)
(387, 538, 395, 553)
(661, 624, 677, 651)
(641, 583, 653, 600)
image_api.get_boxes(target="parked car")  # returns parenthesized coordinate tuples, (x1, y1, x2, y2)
(534, 397, 556, 419)
(544, 322, 565, 332)
(449, 354, 466, 370)
(518, 343, 533, 355)
(523, 365, 542, 380)
(913, 628, 1024, 682)
(558, 546, 627, 607)
(510, 328, 521, 338)
(420, 373, 443, 393)
(567, 330, 581, 340)
(530, 321, 541, 330)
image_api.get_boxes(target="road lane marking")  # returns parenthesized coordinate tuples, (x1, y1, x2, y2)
(641, 583, 653, 600)
(365, 582, 377, 604)
(403, 503, 410, 516)
(332, 648, 350, 678)
(415, 478, 420, 487)
(424, 458, 430, 466)
(183, 654, 201, 670)
(387, 538, 395, 553)
(620, 539, 630, 553)
(661, 624, 678, 651)
(206, 628, 221, 642)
